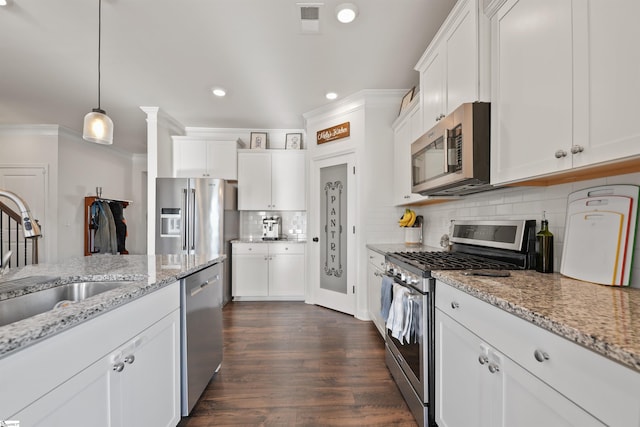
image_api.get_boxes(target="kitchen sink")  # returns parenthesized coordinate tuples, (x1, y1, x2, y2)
(0, 281, 133, 327)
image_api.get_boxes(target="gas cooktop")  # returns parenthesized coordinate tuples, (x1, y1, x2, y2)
(387, 250, 521, 272)
(386, 219, 538, 276)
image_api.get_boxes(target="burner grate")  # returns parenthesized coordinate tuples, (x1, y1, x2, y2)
(391, 251, 519, 271)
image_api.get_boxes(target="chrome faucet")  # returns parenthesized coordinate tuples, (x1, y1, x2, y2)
(0, 189, 42, 238)
(0, 250, 12, 275)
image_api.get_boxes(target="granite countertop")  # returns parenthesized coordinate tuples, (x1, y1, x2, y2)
(0, 254, 224, 358)
(432, 270, 640, 373)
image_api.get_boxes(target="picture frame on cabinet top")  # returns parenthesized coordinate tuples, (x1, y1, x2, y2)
(285, 133, 302, 150)
(250, 132, 268, 149)
(399, 87, 415, 116)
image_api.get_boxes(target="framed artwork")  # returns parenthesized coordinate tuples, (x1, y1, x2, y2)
(285, 133, 302, 150)
(250, 132, 268, 149)
(399, 87, 415, 116)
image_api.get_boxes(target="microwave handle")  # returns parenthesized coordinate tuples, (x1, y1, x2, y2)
(444, 128, 452, 173)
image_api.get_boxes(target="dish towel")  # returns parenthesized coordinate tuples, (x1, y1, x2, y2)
(386, 284, 408, 341)
(402, 295, 414, 344)
(380, 275, 394, 322)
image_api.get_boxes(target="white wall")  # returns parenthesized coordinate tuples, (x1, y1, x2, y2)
(0, 125, 59, 264)
(304, 90, 405, 320)
(58, 131, 134, 260)
(0, 125, 146, 262)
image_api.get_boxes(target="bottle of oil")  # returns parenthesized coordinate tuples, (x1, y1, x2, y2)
(536, 211, 554, 273)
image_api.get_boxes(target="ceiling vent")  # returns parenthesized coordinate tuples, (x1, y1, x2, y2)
(298, 3, 323, 33)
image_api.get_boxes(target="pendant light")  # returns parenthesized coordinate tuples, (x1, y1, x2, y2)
(83, 0, 113, 145)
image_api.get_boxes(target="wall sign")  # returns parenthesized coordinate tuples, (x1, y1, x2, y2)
(317, 122, 350, 145)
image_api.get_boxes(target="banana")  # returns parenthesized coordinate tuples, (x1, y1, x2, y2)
(398, 209, 412, 226)
(398, 209, 416, 227)
(406, 210, 417, 227)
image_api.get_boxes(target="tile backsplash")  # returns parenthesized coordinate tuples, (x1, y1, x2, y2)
(240, 211, 307, 241)
(399, 171, 640, 288)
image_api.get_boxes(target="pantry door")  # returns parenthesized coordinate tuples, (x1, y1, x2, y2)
(309, 153, 356, 315)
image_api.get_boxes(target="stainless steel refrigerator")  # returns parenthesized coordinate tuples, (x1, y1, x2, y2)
(155, 177, 238, 304)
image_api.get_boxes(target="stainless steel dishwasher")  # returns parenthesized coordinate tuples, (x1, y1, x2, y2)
(181, 262, 223, 416)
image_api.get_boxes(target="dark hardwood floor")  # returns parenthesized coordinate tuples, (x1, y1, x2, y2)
(177, 301, 417, 427)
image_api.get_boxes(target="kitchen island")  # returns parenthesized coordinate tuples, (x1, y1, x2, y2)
(0, 254, 223, 426)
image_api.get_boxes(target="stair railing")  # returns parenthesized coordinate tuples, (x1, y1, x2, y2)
(0, 200, 39, 267)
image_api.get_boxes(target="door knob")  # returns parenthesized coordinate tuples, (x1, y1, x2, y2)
(312, 237, 319, 242)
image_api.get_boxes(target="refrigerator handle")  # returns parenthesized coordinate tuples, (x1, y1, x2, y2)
(191, 188, 196, 251)
(182, 188, 188, 251)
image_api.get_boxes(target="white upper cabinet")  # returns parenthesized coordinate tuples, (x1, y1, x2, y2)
(393, 99, 428, 205)
(416, 0, 490, 132)
(238, 150, 306, 211)
(489, 0, 640, 185)
(172, 137, 240, 179)
(572, 0, 640, 168)
(489, 0, 573, 184)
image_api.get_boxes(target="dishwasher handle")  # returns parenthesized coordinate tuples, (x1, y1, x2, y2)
(189, 274, 220, 297)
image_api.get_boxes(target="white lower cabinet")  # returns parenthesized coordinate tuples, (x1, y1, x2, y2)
(435, 280, 640, 427)
(232, 242, 305, 299)
(2, 282, 181, 427)
(13, 355, 114, 427)
(366, 249, 386, 336)
(111, 310, 180, 427)
(436, 309, 602, 427)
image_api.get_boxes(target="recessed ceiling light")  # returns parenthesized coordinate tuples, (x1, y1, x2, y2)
(212, 87, 226, 97)
(336, 3, 358, 23)
(326, 92, 338, 100)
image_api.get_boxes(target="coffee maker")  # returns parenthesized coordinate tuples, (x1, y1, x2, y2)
(262, 216, 281, 240)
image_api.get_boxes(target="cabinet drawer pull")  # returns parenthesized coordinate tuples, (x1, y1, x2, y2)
(534, 349, 550, 362)
(570, 144, 584, 154)
(113, 362, 125, 372)
(450, 301, 460, 309)
(554, 149, 568, 158)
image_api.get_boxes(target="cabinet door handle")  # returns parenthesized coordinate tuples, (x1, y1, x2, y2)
(570, 145, 584, 154)
(124, 354, 135, 364)
(478, 355, 489, 365)
(534, 349, 550, 362)
(487, 363, 500, 374)
(450, 301, 460, 309)
(113, 362, 125, 372)
(312, 237, 319, 242)
(554, 149, 568, 158)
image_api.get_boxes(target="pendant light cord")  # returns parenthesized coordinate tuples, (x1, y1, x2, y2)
(97, 0, 102, 110)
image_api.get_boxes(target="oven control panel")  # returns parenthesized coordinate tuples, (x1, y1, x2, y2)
(386, 261, 427, 292)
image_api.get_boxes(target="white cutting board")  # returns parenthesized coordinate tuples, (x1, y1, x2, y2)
(561, 185, 639, 286)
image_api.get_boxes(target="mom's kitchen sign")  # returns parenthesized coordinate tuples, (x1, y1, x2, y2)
(317, 122, 350, 145)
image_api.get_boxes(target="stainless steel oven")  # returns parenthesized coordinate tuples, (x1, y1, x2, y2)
(384, 271, 434, 427)
(383, 219, 537, 427)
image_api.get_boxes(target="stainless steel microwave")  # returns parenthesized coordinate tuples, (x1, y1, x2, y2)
(411, 102, 492, 196)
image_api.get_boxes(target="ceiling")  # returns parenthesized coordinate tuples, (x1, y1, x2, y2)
(0, 0, 457, 154)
